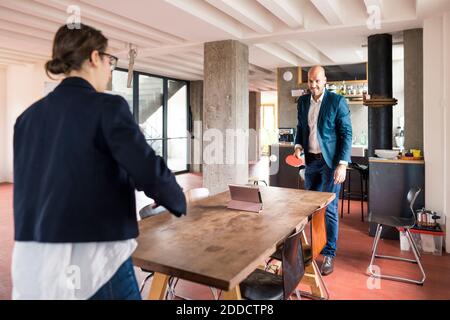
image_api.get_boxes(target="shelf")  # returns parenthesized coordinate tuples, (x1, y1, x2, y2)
(363, 96, 398, 107)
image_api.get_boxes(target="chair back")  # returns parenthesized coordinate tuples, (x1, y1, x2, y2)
(139, 204, 161, 220)
(185, 187, 210, 203)
(407, 187, 422, 219)
(310, 206, 327, 260)
(281, 228, 306, 300)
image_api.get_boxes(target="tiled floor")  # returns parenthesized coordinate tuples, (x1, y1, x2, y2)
(2, 170, 450, 300)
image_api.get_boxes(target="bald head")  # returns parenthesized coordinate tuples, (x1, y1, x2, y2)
(308, 65, 327, 100)
(308, 65, 326, 79)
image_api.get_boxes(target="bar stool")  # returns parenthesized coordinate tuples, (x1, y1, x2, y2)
(340, 163, 368, 222)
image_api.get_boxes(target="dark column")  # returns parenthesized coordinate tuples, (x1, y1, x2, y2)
(368, 34, 393, 157)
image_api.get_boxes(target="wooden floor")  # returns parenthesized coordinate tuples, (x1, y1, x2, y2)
(1, 171, 450, 300)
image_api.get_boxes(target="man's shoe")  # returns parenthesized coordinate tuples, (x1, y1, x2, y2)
(321, 256, 334, 276)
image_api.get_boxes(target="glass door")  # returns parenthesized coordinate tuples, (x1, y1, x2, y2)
(138, 75, 164, 157)
(167, 80, 188, 172)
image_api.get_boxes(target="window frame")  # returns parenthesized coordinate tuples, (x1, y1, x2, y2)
(114, 67, 190, 174)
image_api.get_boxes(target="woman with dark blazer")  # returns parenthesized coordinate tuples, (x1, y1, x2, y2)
(12, 24, 186, 300)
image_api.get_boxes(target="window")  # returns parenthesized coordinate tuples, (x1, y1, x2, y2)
(111, 70, 133, 114)
(167, 80, 188, 172)
(111, 69, 189, 173)
(139, 75, 164, 157)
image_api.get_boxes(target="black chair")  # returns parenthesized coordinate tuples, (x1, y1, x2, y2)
(340, 162, 368, 221)
(267, 206, 330, 300)
(239, 228, 306, 300)
(367, 187, 426, 285)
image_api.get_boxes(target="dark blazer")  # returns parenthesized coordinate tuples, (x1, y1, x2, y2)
(294, 89, 352, 169)
(13, 77, 186, 242)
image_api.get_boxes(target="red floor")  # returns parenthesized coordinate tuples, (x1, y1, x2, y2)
(1, 174, 450, 300)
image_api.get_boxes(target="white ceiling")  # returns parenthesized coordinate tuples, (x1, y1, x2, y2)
(0, 0, 449, 91)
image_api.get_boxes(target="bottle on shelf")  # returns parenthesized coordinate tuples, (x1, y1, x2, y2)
(360, 131, 367, 145)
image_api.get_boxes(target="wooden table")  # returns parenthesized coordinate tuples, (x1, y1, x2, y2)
(132, 186, 335, 300)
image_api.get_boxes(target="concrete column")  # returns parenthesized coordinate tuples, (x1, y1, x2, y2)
(277, 67, 298, 129)
(249, 91, 261, 163)
(203, 40, 249, 195)
(404, 29, 424, 151)
(189, 80, 203, 173)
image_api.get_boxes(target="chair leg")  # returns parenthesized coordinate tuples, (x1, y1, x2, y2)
(340, 182, 345, 218)
(368, 225, 426, 285)
(209, 287, 219, 300)
(347, 171, 351, 214)
(405, 229, 426, 284)
(298, 260, 330, 300)
(369, 224, 382, 268)
(406, 229, 422, 259)
(360, 173, 364, 222)
(139, 272, 154, 294)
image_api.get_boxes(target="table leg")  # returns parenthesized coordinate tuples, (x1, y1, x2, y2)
(147, 272, 169, 300)
(222, 286, 242, 300)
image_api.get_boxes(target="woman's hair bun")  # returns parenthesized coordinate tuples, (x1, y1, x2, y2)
(45, 58, 71, 76)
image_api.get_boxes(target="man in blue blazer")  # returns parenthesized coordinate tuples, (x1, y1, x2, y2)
(294, 66, 352, 275)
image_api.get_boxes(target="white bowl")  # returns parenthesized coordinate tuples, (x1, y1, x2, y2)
(375, 149, 399, 159)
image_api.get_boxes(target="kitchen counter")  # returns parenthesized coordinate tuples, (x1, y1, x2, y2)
(368, 158, 425, 239)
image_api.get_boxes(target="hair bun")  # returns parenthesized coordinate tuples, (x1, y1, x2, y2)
(45, 58, 71, 75)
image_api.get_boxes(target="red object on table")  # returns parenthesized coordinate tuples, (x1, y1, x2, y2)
(285, 155, 304, 167)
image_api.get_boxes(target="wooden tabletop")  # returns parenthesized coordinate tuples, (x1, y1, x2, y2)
(132, 186, 335, 291)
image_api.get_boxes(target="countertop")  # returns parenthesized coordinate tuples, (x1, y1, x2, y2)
(369, 157, 425, 165)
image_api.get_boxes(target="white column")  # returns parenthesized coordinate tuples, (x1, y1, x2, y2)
(423, 11, 450, 252)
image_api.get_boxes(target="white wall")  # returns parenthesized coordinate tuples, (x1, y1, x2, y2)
(0, 67, 6, 182)
(1, 62, 51, 183)
(423, 12, 450, 252)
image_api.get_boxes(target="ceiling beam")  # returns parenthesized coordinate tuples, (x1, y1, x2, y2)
(165, 0, 247, 38)
(159, 55, 203, 70)
(0, 51, 44, 64)
(0, 19, 55, 42)
(116, 42, 203, 60)
(256, 0, 304, 29)
(119, 60, 202, 81)
(254, 43, 299, 66)
(38, 0, 184, 45)
(0, 47, 49, 61)
(310, 0, 345, 25)
(0, 7, 125, 51)
(281, 40, 321, 65)
(0, 57, 32, 65)
(206, 0, 274, 33)
(0, 28, 50, 49)
(141, 57, 203, 77)
(249, 63, 275, 75)
(0, 0, 154, 50)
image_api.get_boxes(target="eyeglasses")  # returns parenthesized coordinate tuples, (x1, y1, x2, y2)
(99, 52, 118, 71)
